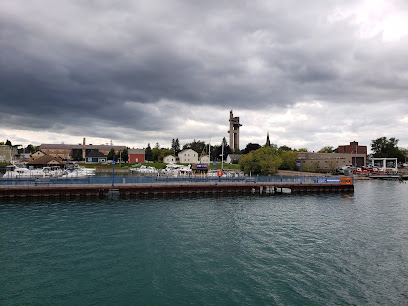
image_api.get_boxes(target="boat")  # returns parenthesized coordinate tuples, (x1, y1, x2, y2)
(161, 164, 192, 177)
(61, 165, 96, 178)
(129, 165, 158, 174)
(1, 164, 64, 179)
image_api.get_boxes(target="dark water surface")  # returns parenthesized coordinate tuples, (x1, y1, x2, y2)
(1, 180, 408, 305)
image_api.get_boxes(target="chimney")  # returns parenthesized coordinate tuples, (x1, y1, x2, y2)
(82, 138, 86, 160)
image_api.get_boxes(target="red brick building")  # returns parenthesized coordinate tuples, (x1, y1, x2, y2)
(338, 141, 367, 155)
(128, 149, 145, 163)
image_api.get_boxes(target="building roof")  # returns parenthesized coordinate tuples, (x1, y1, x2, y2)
(227, 154, 242, 160)
(40, 144, 126, 150)
(86, 151, 106, 158)
(178, 149, 198, 155)
(27, 155, 64, 165)
(128, 149, 145, 155)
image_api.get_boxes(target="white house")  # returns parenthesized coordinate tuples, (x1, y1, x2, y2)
(226, 154, 242, 164)
(163, 155, 177, 164)
(178, 149, 199, 164)
(199, 155, 211, 164)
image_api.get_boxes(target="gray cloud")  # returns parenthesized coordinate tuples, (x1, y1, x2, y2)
(1, 0, 408, 149)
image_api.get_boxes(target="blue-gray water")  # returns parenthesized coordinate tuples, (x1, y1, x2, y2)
(1, 180, 408, 305)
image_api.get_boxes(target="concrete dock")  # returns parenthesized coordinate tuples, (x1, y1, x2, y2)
(0, 181, 354, 199)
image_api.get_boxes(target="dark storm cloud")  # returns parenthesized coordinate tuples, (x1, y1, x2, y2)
(1, 0, 408, 147)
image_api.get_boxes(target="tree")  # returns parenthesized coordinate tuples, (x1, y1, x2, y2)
(278, 145, 292, 153)
(72, 151, 82, 161)
(239, 147, 283, 175)
(145, 144, 153, 161)
(243, 143, 261, 154)
(115, 148, 128, 163)
(121, 148, 128, 162)
(371, 137, 405, 162)
(183, 139, 206, 154)
(280, 151, 299, 170)
(5, 139, 12, 146)
(215, 144, 231, 161)
(107, 148, 116, 160)
(171, 138, 181, 155)
(318, 146, 334, 153)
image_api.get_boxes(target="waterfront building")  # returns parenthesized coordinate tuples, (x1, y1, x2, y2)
(199, 155, 211, 164)
(30, 150, 46, 161)
(85, 151, 107, 164)
(40, 143, 126, 160)
(337, 141, 367, 167)
(178, 149, 199, 164)
(226, 154, 242, 164)
(163, 155, 177, 164)
(298, 152, 366, 172)
(128, 149, 145, 163)
(0, 145, 19, 162)
(27, 154, 64, 168)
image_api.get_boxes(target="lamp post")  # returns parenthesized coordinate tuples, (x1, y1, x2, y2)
(297, 159, 302, 184)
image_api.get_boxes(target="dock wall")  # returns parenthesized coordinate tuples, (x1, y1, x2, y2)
(0, 182, 354, 199)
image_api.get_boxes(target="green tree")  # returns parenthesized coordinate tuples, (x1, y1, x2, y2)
(171, 138, 181, 155)
(183, 139, 206, 154)
(371, 137, 405, 162)
(107, 148, 116, 160)
(280, 151, 299, 170)
(243, 143, 261, 154)
(121, 148, 128, 162)
(145, 144, 153, 161)
(239, 147, 283, 175)
(278, 145, 292, 153)
(5, 139, 12, 146)
(72, 151, 82, 161)
(318, 146, 334, 153)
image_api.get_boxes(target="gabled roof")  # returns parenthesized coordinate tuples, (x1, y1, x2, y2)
(86, 151, 106, 158)
(227, 154, 242, 160)
(27, 154, 64, 165)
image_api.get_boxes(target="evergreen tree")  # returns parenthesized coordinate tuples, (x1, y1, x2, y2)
(121, 148, 128, 162)
(171, 139, 181, 155)
(107, 148, 116, 160)
(145, 143, 153, 161)
(175, 138, 180, 155)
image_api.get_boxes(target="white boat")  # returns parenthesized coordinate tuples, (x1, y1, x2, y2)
(1, 164, 64, 179)
(161, 164, 192, 177)
(129, 165, 158, 174)
(61, 165, 96, 178)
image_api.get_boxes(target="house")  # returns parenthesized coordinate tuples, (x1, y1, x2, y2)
(226, 154, 242, 164)
(128, 149, 145, 163)
(178, 149, 199, 164)
(85, 151, 107, 164)
(30, 150, 46, 161)
(199, 155, 211, 164)
(27, 154, 64, 168)
(163, 155, 177, 164)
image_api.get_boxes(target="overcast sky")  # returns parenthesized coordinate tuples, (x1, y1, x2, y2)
(1, 0, 407, 152)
